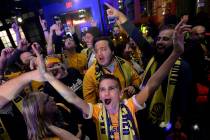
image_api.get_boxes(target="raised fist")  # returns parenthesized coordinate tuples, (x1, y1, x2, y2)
(18, 39, 30, 51)
(0, 47, 15, 66)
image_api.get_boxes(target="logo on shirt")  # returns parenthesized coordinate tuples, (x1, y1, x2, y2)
(69, 78, 83, 92)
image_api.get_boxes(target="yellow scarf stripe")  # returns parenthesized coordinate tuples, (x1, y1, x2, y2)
(0, 119, 11, 140)
(143, 57, 181, 125)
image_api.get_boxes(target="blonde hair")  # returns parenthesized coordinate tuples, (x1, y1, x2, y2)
(22, 92, 49, 140)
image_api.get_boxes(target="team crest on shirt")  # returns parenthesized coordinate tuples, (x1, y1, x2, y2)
(69, 78, 83, 92)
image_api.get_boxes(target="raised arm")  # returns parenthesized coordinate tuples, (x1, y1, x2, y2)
(39, 16, 49, 45)
(105, 3, 154, 64)
(32, 46, 90, 115)
(0, 70, 45, 108)
(135, 19, 191, 105)
(43, 72, 89, 114)
(12, 22, 21, 45)
(0, 46, 44, 108)
(0, 48, 15, 76)
(46, 24, 56, 55)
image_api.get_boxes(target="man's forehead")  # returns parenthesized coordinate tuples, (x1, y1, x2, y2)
(196, 28, 205, 33)
(20, 52, 33, 58)
(158, 29, 174, 37)
(95, 40, 109, 48)
(193, 26, 205, 33)
(85, 32, 93, 37)
(99, 79, 118, 87)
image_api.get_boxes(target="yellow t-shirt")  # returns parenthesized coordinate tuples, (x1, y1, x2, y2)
(90, 96, 145, 140)
(65, 52, 87, 75)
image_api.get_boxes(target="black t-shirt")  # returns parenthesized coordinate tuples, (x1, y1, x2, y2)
(43, 68, 84, 135)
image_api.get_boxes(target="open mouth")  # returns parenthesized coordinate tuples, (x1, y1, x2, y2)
(52, 69, 58, 75)
(104, 99, 112, 105)
(157, 45, 165, 50)
(98, 56, 104, 60)
(87, 43, 92, 47)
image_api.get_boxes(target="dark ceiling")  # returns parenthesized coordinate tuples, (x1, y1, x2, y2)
(0, 0, 42, 19)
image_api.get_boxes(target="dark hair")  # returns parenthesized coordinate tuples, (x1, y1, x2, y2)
(53, 16, 61, 25)
(63, 34, 72, 40)
(159, 24, 175, 32)
(53, 16, 61, 21)
(93, 36, 115, 52)
(113, 33, 130, 58)
(99, 74, 121, 90)
(84, 27, 101, 38)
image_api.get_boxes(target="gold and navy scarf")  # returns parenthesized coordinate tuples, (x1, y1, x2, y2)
(141, 57, 181, 126)
(98, 103, 140, 140)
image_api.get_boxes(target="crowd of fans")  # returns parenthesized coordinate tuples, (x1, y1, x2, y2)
(0, 3, 209, 140)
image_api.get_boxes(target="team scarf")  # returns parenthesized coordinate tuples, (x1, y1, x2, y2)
(141, 57, 181, 126)
(98, 103, 140, 140)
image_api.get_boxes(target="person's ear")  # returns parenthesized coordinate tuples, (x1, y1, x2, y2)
(111, 50, 115, 57)
(119, 89, 123, 99)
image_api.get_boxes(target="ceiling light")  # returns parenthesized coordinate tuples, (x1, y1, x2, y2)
(17, 17, 23, 23)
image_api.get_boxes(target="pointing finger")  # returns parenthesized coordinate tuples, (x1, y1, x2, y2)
(175, 18, 186, 31)
(105, 3, 113, 9)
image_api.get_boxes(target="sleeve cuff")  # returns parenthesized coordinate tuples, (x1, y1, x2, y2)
(132, 95, 146, 110)
(83, 103, 93, 119)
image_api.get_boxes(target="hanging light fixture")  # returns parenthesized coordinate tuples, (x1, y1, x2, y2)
(17, 17, 23, 23)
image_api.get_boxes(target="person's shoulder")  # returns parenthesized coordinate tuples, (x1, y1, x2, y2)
(66, 68, 83, 82)
(76, 52, 88, 62)
(81, 48, 89, 55)
(180, 59, 191, 71)
(117, 57, 135, 70)
(77, 52, 87, 58)
(94, 103, 103, 109)
(116, 57, 131, 65)
(85, 63, 96, 74)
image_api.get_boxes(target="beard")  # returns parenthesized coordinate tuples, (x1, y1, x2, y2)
(198, 38, 206, 45)
(154, 46, 173, 63)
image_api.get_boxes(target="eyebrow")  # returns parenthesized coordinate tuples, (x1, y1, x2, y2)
(157, 36, 171, 40)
